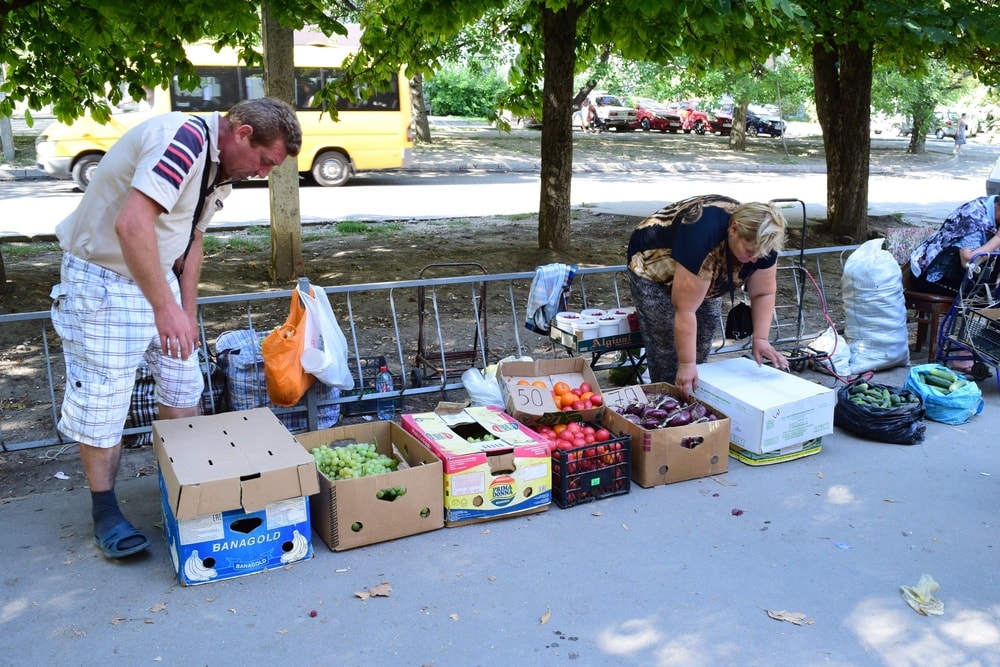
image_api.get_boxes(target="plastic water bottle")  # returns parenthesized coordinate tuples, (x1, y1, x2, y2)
(375, 365, 395, 420)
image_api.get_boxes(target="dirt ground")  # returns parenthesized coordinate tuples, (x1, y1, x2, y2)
(0, 205, 902, 500)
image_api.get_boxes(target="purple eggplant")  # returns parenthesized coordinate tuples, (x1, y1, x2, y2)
(667, 409, 692, 427)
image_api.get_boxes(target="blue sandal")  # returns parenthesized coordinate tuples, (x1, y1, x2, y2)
(94, 520, 151, 559)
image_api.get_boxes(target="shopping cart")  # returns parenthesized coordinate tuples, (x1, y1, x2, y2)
(935, 251, 1000, 386)
(411, 262, 490, 388)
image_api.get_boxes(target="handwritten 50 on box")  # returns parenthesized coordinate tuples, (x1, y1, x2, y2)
(600, 383, 731, 488)
(692, 357, 836, 455)
(294, 421, 443, 551)
(401, 406, 551, 527)
(153, 408, 319, 586)
(498, 357, 604, 427)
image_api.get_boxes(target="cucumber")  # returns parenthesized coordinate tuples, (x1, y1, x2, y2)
(921, 372, 954, 390)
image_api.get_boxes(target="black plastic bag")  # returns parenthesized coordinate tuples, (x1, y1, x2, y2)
(833, 381, 926, 445)
(725, 302, 753, 340)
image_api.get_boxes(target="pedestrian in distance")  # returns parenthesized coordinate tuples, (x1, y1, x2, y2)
(626, 194, 789, 398)
(49, 98, 302, 559)
(953, 112, 968, 156)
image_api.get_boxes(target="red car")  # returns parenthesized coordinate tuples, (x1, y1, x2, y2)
(668, 101, 734, 135)
(629, 98, 683, 133)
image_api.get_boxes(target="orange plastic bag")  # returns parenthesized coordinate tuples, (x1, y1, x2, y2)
(262, 290, 315, 407)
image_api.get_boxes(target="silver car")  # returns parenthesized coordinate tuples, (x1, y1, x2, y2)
(987, 156, 1000, 196)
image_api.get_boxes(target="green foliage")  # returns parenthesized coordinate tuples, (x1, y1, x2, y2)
(424, 62, 511, 117)
(0, 1, 348, 122)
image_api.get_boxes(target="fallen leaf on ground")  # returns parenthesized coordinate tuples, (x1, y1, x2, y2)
(449, 613, 460, 621)
(110, 616, 126, 625)
(150, 603, 166, 613)
(540, 607, 551, 625)
(355, 581, 393, 599)
(766, 609, 810, 625)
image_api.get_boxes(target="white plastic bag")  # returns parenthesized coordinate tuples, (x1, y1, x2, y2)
(807, 326, 851, 376)
(298, 283, 354, 390)
(462, 367, 504, 408)
(842, 239, 910, 374)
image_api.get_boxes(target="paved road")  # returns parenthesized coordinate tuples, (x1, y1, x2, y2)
(1, 143, 998, 241)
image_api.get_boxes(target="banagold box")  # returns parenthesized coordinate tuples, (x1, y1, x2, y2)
(692, 357, 836, 455)
(295, 421, 444, 551)
(153, 408, 319, 586)
(601, 383, 731, 488)
(401, 406, 551, 527)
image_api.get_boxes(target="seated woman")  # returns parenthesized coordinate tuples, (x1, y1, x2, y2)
(907, 195, 1000, 295)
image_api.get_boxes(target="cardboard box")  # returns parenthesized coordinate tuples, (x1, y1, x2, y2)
(498, 357, 605, 427)
(154, 408, 319, 521)
(692, 357, 836, 455)
(401, 406, 551, 527)
(601, 383, 731, 488)
(295, 421, 444, 550)
(153, 408, 319, 585)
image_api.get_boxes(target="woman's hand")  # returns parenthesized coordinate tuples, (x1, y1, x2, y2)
(752, 338, 789, 371)
(674, 362, 698, 399)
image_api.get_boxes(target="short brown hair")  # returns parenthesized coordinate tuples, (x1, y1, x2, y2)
(226, 98, 302, 157)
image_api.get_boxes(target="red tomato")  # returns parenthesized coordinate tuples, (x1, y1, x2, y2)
(584, 434, 595, 444)
(566, 421, 582, 432)
(571, 400, 585, 410)
(559, 430, 576, 442)
(582, 425, 596, 436)
(589, 394, 603, 407)
(595, 428, 611, 442)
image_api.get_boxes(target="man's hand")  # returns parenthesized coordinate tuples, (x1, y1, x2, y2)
(155, 302, 198, 360)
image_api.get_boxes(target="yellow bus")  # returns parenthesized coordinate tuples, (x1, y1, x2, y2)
(35, 41, 414, 190)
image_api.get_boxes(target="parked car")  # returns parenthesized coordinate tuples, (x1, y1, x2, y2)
(935, 110, 979, 140)
(746, 111, 784, 137)
(585, 94, 637, 132)
(628, 98, 682, 132)
(668, 101, 711, 134)
(706, 111, 734, 136)
(987, 156, 1000, 196)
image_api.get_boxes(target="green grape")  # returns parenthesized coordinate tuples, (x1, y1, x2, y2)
(312, 442, 401, 481)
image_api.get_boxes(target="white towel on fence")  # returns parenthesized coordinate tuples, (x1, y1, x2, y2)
(525, 263, 577, 334)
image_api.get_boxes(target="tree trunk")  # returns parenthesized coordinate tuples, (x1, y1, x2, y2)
(812, 39, 873, 244)
(262, 4, 303, 282)
(537, 4, 583, 251)
(728, 101, 748, 151)
(410, 71, 432, 144)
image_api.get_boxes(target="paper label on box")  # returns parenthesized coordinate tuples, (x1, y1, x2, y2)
(602, 386, 650, 411)
(503, 382, 558, 413)
(178, 513, 226, 545)
(451, 470, 486, 496)
(265, 497, 309, 527)
(522, 461, 548, 482)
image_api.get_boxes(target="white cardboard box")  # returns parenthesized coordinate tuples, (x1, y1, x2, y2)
(693, 357, 835, 455)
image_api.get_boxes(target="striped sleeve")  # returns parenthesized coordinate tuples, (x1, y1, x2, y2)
(151, 118, 208, 190)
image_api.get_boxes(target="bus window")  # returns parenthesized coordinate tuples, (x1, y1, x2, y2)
(295, 70, 321, 110)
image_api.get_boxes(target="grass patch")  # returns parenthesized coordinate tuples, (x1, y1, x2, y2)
(335, 221, 403, 238)
(503, 212, 534, 221)
(202, 234, 265, 254)
(0, 137, 38, 168)
(0, 241, 60, 258)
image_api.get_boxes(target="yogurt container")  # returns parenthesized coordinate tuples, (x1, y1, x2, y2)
(597, 317, 620, 338)
(574, 319, 601, 340)
(581, 308, 607, 319)
(555, 311, 582, 330)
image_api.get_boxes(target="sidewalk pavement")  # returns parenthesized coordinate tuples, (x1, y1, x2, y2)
(2, 362, 999, 665)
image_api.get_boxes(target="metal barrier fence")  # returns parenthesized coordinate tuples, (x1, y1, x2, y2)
(0, 246, 855, 453)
